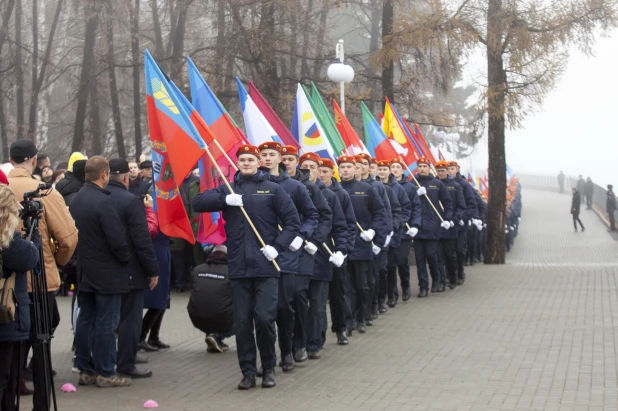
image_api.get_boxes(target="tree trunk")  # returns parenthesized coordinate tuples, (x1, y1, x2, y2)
(484, 0, 507, 264)
(311, 6, 329, 81)
(0, 91, 7, 159)
(89, 75, 102, 155)
(213, 0, 226, 89)
(29, 0, 38, 139)
(381, 0, 395, 104)
(28, 0, 64, 141)
(259, 0, 281, 112)
(131, 0, 142, 159)
(0, 0, 15, 54)
(299, 0, 314, 81)
(150, 0, 164, 58)
(71, 0, 101, 152)
(165, 0, 177, 59)
(14, 0, 24, 140)
(170, 0, 190, 82)
(105, 0, 126, 158)
(366, 4, 382, 112)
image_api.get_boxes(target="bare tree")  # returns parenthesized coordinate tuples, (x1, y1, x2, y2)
(14, 0, 24, 140)
(105, 0, 125, 158)
(131, 0, 143, 159)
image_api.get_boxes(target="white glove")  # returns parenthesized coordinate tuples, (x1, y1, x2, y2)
(406, 227, 418, 238)
(468, 220, 472, 226)
(476, 222, 482, 231)
(509, 226, 514, 230)
(449, 221, 454, 228)
(372, 244, 381, 255)
(441, 221, 451, 229)
(289, 236, 303, 252)
(329, 251, 346, 267)
(384, 231, 393, 248)
(483, 224, 487, 228)
(416, 186, 427, 196)
(505, 229, 509, 234)
(261, 245, 279, 261)
(360, 229, 375, 242)
(304, 241, 318, 255)
(518, 217, 521, 222)
(459, 220, 465, 226)
(225, 194, 243, 207)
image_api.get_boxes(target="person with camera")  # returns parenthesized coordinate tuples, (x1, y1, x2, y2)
(106, 159, 159, 379)
(69, 156, 132, 388)
(7, 139, 78, 409)
(0, 185, 39, 410)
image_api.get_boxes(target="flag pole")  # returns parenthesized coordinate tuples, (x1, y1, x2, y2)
(200, 145, 281, 272)
(398, 155, 445, 222)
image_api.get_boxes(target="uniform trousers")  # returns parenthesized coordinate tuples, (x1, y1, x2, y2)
(373, 250, 388, 308)
(231, 278, 278, 377)
(306, 280, 329, 352)
(456, 231, 467, 281)
(292, 275, 311, 351)
(348, 260, 371, 325)
(275, 273, 295, 360)
(413, 239, 440, 291)
(440, 238, 458, 286)
(330, 265, 351, 333)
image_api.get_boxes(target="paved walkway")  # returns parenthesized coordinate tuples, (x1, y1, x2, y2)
(36, 189, 618, 411)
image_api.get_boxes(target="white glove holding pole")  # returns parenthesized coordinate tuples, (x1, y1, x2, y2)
(360, 229, 375, 242)
(459, 220, 465, 226)
(441, 221, 451, 230)
(289, 236, 304, 252)
(329, 251, 346, 267)
(449, 221, 455, 228)
(303, 241, 318, 255)
(372, 244, 381, 255)
(384, 231, 393, 248)
(225, 194, 243, 207)
(468, 220, 472, 226)
(261, 245, 279, 261)
(476, 221, 483, 231)
(416, 186, 427, 196)
(406, 227, 419, 238)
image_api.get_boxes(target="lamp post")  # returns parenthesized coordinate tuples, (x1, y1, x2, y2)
(327, 39, 355, 114)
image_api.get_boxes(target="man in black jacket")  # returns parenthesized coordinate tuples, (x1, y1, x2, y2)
(571, 188, 585, 232)
(106, 159, 160, 379)
(56, 159, 87, 206)
(70, 156, 133, 388)
(192, 144, 301, 390)
(607, 184, 616, 231)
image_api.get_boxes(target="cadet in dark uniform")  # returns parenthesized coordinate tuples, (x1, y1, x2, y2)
(448, 161, 477, 282)
(258, 142, 318, 372)
(414, 158, 453, 297)
(318, 158, 356, 344)
(299, 152, 347, 358)
(435, 161, 465, 289)
(376, 160, 411, 312)
(390, 159, 422, 305)
(338, 155, 386, 333)
(192, 144, 301, 390)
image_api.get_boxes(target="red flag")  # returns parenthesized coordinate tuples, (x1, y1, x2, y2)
(438, 149, 445, 161)
(333, 99, 369, 156)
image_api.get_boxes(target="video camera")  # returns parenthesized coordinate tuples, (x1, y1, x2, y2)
(20, 183, 51, 223)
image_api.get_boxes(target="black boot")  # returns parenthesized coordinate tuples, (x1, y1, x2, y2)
(337, 331, 349, 345)
(281, 354, 294, 372)
(238, 375, 256, 390)
(262, 369, 276, 388)
(418, 289, 428, 298)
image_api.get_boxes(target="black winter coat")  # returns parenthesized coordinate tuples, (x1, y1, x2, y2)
(571, 191, 582, 214)
(398, 177, 422, 241)
(475, 192, 487, 223)
(326, 178, 357, 255)
(607, 190, 617, 212)
(381, 184, 401, 248)
(385, 175, 411, 249)
(414, 174, 453, 240)
(312, 180, 348, 281)
(106, 180, 159, 290)
(0, 232, 39, 342)
(268, 165, 318, 275)
(192, 170, 301, 279)
(439, 177, 465, 239)
(340, 178, 386, 261)
(454, 173, 478, 230)
(56, 172, 84, 206)
(129, 177, 152, 197)
(363, 177, 392, 241)
(69, 182, 132, 294)
(291, 169, 332, 276)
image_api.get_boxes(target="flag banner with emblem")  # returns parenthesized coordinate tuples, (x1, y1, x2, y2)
(167, 80, 227, 245)
(383, 98, 420, 172)
(291, 83, 336, 161)
(361, 102, 404, 166)
(144, 50, 198, 243)
(237, 78, 283, 147)
(310, 83, 347, 156)
(248, 81, 300, 149)
(411, 122, 437, 165)
(333, 99, 369, 156)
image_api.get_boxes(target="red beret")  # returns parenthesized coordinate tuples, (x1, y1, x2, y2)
(390, 158, 405, 168)
(377, 160, 391, 168)
(0, 170, 8, 186)
(299, 152, 320, 165)
(337, 156, 356, 165)
(318, 158, 335, 169)
(236, 144, 260, 159)
(281, 145, 299, 156)
(258, 142, 282, 153)
(356, 153, 371, 163)
(417, 157, 431, 165)
(370, 157, 378, 165)
(435, 161, 449, 169)
(448, 161, 459, 168)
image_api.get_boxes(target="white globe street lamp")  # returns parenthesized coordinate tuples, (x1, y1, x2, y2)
(327, 39, 355, 113)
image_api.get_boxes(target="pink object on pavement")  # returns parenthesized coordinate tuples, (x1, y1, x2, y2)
(144, 400, 159, 408)
(61, 383, 77, 393)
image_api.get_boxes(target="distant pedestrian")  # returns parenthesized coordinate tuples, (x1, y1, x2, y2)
(576, 176, 585, 204)
(584, 177, 594, 210)
(571, 188, 585, 232)
(557, 171, 565, 193)
(607, 184, 616, 232)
